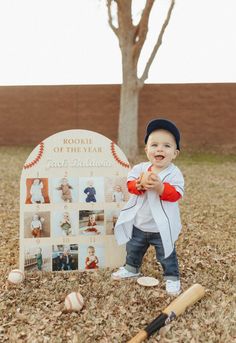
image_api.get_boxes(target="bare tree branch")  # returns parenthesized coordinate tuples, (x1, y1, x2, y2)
(106, 0, 119, 37)
(133, 0, 155, 61)
(138, 0, 175, 87)
(116, 0, 133, 31)
(116, 0, 136, 53)
(105, 0, 176, 157)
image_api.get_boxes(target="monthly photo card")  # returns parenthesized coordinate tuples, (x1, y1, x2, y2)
(20, 129, 129, 272)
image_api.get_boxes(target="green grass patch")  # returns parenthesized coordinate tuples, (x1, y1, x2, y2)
(178, 152, 236, 164)
(1, 146, 236, 165)
(137, 149, 236, 165)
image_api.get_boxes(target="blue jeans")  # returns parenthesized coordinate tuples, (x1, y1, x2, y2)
(125, 226, 179, 281)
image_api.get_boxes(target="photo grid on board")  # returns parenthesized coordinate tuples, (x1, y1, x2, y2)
(20, 130, 129, 272)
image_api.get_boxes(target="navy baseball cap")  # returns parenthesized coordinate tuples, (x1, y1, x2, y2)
(144, 118, 180, 150)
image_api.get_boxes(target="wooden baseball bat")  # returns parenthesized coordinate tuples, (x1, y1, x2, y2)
(127, 283, 205, 343)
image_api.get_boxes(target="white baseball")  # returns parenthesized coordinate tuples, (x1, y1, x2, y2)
(140, 171, 157, 187)
(8, 269, 25, 284)
(64, 292, 84, 312)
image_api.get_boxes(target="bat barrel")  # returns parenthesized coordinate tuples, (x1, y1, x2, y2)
(163, 283, 205, 317)
(127, 284, 205, 343)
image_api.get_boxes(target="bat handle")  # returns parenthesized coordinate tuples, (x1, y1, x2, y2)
(126, 329, 147, 343)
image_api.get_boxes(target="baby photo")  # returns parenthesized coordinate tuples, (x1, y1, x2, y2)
(24, 245, 51, 272)
(52, 210, 79, 237)
(104, 177, 129, 203)
(79, 177, 104, 203)
(24, 211, 50, 238)
(79, 210, 105, 236)
(79, 244, 105, 271)
(51, 177, 79, 204)
(105, 209, 120, 235)
(52, 244, 78, 271)
(25, 178, 50, 204)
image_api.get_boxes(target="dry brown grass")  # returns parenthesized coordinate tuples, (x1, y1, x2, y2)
(0, 147, 235, 343)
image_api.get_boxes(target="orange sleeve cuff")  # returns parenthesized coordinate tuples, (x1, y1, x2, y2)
(127, 180, 145, 195)
(160, 182, 181, 202)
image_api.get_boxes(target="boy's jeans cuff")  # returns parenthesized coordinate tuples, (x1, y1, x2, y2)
(164, 276, 179, 281)
(125, 264, 140, 274)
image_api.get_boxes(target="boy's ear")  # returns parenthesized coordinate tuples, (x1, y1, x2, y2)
(174, 149, 180, 158)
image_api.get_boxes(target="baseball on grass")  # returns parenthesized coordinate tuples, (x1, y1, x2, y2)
(64, 292, 84, 312)
(7, 269, 25, 284)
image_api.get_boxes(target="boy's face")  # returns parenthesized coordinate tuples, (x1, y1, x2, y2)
(62, 178, 67, 185)
(89, 214, 95, 222)
(115, 185, 121, 192)
(145, 129, 179, 171)
(88, 248, 95, 256)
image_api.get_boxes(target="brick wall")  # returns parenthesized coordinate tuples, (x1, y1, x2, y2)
(0, 83, 235, 152)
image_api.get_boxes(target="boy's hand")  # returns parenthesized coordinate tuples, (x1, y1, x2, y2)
(136, 173, 145, 191)
(139, 171, 157, 189)
(152, 176, 164, 195)
(139, 172, 164, 195)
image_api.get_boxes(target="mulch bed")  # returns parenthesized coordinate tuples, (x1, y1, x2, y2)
(0, 147, 235, 342)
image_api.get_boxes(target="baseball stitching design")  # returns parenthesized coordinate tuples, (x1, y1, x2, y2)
(110, 142, 130, 168)
(65, 295, 72, 310)
(75, 293, 84, 308)
(23, 142, 44, 169)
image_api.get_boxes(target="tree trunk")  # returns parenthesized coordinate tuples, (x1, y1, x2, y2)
(118, 36, 140, 161)
(106, 0, 176, 161)
(118, 78, 140, 161)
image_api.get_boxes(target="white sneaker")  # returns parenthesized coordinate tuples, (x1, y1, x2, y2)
(166, 279, 181, 296)
(112, 267, 140, 280)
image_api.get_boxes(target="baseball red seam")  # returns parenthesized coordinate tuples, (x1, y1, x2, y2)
(23, 142, 44, 169)
(75, 293, 83, 308)
(65, 295, 72, 310)
(110, 142, 129, 168)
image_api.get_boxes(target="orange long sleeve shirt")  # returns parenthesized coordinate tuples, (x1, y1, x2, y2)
(127, 180, 181, 202)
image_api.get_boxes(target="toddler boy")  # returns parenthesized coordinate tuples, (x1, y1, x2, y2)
(112, 119, 184, 296)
